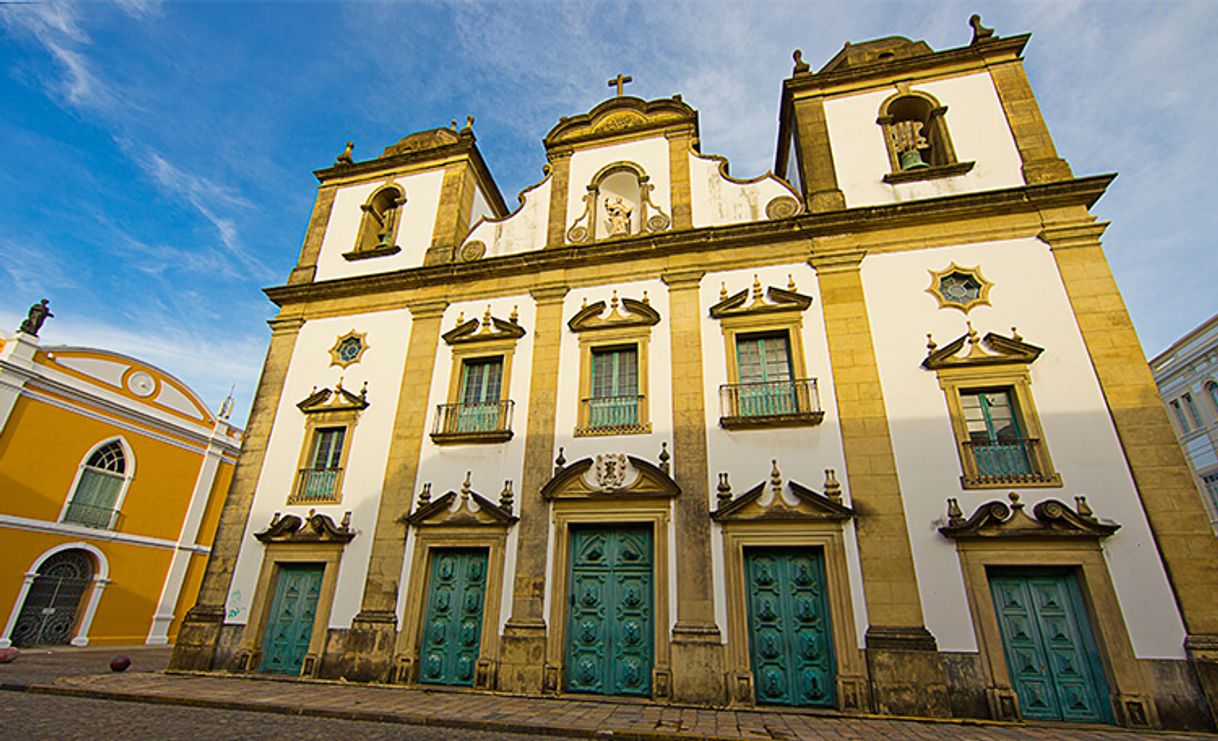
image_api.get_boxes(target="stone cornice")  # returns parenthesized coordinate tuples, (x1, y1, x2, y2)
(264, 175, 1115, 308)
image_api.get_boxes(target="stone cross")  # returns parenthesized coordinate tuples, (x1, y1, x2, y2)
(608, 73, 633, 97)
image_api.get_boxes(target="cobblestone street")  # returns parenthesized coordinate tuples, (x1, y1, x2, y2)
(1, 647, 1215, 740)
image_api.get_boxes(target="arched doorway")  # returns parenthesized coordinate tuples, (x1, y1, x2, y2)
(12, 549, 95, 647)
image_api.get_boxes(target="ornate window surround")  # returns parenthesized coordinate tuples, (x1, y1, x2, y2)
(926, 263, 993, 314)
(565, 161, 672, 244)
(568, 293, 660, 436)
(58, 437, 135, 531)
(876, 89, 975, 184)
(290, 382, 368, 504)
(937, 494, 1156, 728)
(709, 277, 823, 429)
(433, 308, 526, 445)
(924, 325, 1061, 489)
(328, 329, 369, 369)
(343, 181, 405, 261)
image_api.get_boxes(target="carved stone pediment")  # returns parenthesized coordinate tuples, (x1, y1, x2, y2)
(567, 293, 660, 332)
(939, 492, 1119, 540)
(541, 455, 679, 501)
(712, 463, 852, 523)
(923, 323, 1042, 370)
(405, 475, 518, 527)
(442, 307, 526, 345)
(297, 382, 369, 414)
(381, 128, 460, 157)
(256, 511, 354, 544)
(709, 278, 813, 319)
(544, 96, 697, 150)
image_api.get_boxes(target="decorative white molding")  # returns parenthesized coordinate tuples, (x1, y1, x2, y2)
(0, 515, 211, 554)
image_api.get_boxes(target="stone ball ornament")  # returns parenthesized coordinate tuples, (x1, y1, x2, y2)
(110, 654, 132, 672)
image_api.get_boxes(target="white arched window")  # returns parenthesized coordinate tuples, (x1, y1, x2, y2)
(62, 440, 132, 530)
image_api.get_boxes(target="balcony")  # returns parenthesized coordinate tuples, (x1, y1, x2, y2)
(61, 501, 121, 530)
(719, 378, 824, 430)
(290, 467, 344, 504)
(576, 395, 649, 436)
(961, 438, 1061, 488)
(431, 400, 515, 444)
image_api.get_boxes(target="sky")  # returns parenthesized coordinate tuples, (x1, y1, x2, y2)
(2, 0, 1216, 427)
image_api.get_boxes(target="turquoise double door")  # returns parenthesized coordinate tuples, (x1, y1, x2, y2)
(990, 569, 1113, 723)
(565, 526, 654, 696)
(744, 547, 836, 707)
(420, 548, 489, 686)
(260, 563, 324, 675)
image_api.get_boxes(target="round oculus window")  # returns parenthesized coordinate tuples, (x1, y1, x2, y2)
(337, 337, 363, 363)
(940, 273, 981, 304)
(127, 371, 156, 397)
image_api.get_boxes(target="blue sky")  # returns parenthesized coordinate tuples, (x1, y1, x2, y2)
(3, 1, 1216, 426)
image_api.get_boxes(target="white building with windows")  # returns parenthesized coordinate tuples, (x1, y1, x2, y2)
(172, 21, 1218, 732)
(1150, 312, 1218, 532)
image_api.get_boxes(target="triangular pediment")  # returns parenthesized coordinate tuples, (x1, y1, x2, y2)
(923, 324, 1042, 370)
(939, 493, 1119, 540)
(297, 383, 369, 414)
(442, 308, 526, 345)
(712, 474, 852, 523)
(541, 455, 680, 501)
(405, 489, 517, 527)
(709, 281, 813, 319)
(255, 511, 355, 544)
(568, 294, 660, 332)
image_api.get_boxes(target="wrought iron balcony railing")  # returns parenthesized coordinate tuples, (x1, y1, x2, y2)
(719, 378, 824, 429)
(577, 395, 649, 436)
(61, 501, 121, 530)
(290, 467, 344, 503)
(431, 400, 515, 443)
(961, 438, 1059, 487)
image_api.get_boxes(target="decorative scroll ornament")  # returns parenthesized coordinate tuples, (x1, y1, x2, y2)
(923, 322, 1042, 370)
(939, 492, 1119, 539)
(567, 290, 660, 332)
(711, 460, 853, 523)
(765, 196, 801, 220)
(541, 454, 679, 501)
(458, 240, 486, 262)
(297, 379, 369, 414)
(709, 274, 813, 319)
(442, 305, 526, 345)
(256, 510, 355, 544)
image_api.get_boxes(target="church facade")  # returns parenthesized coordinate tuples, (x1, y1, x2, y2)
(172, 22, 1218, 731)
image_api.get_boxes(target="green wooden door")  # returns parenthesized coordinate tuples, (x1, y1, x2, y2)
(565, 526, 653, 696)
(259, 563, 324, 675)
(419, 549, 488, 686)
(744, 547, 836, 706)
(989, 569, 1113, 723)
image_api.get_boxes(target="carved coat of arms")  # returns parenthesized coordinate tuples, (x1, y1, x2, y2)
(594, 453, 629, 490)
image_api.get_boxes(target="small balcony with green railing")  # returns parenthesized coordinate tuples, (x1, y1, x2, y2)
(576, 394, 650, 436)
(290, 466, 344, 504)
(960, 437, 1060, 488)
(61, 501, 122, 530)
(719, 378, 824, 429)
(431, 399, 515, 444)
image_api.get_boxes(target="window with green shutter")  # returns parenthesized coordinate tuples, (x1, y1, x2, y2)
(734, 333, 796, 416)
(589, 347, 639, 428)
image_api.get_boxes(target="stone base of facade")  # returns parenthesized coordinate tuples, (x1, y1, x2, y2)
(497, 619, 547, 694)
(321, 611, 397, 683)
(1186, 635, 1218, 729)
(864, 626, 951, 718)
(669, 622, 724, 705)
(168, 605, 225, 672)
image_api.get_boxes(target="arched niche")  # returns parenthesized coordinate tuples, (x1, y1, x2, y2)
(566, 161, 670, 244)
(876, 90, 958, 172)
(346, 183, 406, 260)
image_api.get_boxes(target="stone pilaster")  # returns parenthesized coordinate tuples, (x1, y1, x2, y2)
(792, 95, 846, 213)
(170, 316, 304, 672)
(341, 299, 447, 682)
(1043, 222, 1218, 725)
(498, 284, 568, 694)
(287, 186, 337, 285)
(665, 130, 694, 231)
(661, 269, 724, 705)
(424, 164, 477, 265)
(545, 152, 571, 248)
(988, 60, 1073, 185)
(811, 249, 950, 717)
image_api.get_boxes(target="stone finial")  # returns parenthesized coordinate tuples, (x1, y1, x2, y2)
(610, 290, 620, 311)
(792, 49, 810, 74)
(307, 508, 317, 518)
(1011, 326, 1022, 342)
(720, 281, 728, 300)
(340, 511, 352, 529)
(969, 14, 995, 45)
(510, 305, 519, 324)
(451, 119, 458, 131)
(716, 472, 732, 507)
(336, 376, 344, 392)
(463, 114, 475, 132)
(658, 441, 670, 474)
(823, 468, 842, 503)
(270, 511, 281, 526)
(418, 482, 432, 505)
(460, 471, 473, 500)
(787, 273, 796, 291)
(946, 497, 963, 526)
(770, 459, 783, 498)
(482, 305, 492, 327)
(1075, 495, 1094, 519)
(581, 296, 588, 309)
(456, 311, 465, 324)
(642, 290, 649, 305)
(926, 333, 937, 352)
(1008, 491, 1023, 510)
(752, 274, 763, 301)
(555, 447, 567, 475)
(500, 480, 514, 511)
(360, 380, 368, 401)
(335, 141, 354, 166)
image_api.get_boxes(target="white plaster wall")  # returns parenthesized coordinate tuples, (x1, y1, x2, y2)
(469, 184, 494, 233)
(225, 308, 413, 627)
(313, 170, 447, 281)
(407, 295, 535, 634)
(460, 178, 551, 259)
(699, 264, 868, 648)
(861, 239, 1187, 659)
(565, 137, 672, 236)
(823, 72, 1025, 208)
(688, 153, 798, 229)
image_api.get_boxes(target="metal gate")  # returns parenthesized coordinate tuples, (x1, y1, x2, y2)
(12, 550, 94, 647)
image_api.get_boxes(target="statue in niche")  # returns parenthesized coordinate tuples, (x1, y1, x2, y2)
(19, 299, 53, 336)
(604, 197, 633, 237)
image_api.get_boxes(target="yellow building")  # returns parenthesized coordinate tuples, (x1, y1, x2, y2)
(0, 319, 240, 648)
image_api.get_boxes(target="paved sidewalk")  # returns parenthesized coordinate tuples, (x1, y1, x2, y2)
(6, 668, 1210, 740)
(0, 645, 170, 687)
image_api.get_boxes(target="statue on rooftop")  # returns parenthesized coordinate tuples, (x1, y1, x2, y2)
(19, 299, 53, 336)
